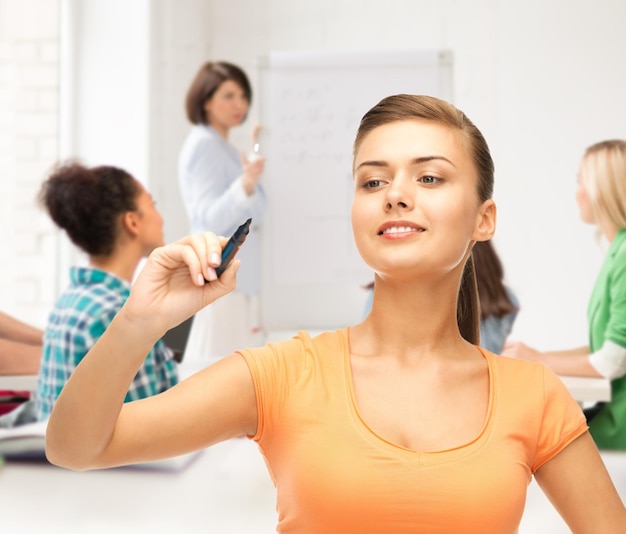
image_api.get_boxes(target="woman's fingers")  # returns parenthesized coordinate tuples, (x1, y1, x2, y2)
(168, 232, 223, 282)
(179, 233, 239, 295)
(146, 231, 240, 293)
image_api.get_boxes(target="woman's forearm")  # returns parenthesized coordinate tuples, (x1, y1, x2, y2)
(46, 307, 159, 469)
(0, 311, 44, 345)
(543, 346, 602, 377)
(503, 343, 600, 377)
(0, 339, 41, 374)
(544, 346, 590, 358)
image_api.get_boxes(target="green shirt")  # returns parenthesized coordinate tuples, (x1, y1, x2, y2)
(587, 228, 626, 448)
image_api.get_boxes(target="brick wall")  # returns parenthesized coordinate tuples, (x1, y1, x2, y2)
(0, 0, 60, 327)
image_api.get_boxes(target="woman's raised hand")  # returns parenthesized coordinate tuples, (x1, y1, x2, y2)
(241, 153, 266, 195)
(122, 232, 238, 339)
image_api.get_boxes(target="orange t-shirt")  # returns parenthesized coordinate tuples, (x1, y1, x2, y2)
(239, 329, 587, 534)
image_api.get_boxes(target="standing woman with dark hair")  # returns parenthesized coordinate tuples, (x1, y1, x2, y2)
(178, 61, 267, 360)
(472, 239, 519, 353)
(35, 162, 178, 421)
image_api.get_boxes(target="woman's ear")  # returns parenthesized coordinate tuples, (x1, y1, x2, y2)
(472, 199, 496, 242)
(122, 211, 140, 237)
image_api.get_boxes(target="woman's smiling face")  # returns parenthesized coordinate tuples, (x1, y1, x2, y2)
(351, 119, 495, 282)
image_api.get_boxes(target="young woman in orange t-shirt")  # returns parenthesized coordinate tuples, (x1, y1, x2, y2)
(46, 95, 626, 532)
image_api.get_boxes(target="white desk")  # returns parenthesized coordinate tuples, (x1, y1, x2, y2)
(2, 429, 625, 534)
(0, 374, 38, 391)
(0, 437, 278, 534)
(558, 375, 611, 403)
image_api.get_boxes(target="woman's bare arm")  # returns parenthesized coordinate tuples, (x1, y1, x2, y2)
(0, 338, 41, 374)
(0, 311, 44, 345)
(0, 311, 43, 374)
(502, 342, 600, 377)
(535, 432, 626, 532)
(46, 233, 257, 470)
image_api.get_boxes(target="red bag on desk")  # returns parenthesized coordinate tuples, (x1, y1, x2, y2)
(0, 390, 31, 416)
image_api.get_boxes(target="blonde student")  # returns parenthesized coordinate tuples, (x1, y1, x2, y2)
(47, 95, 626, 533)
(504, 140, 626, 449)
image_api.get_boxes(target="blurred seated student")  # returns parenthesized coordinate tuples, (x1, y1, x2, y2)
(0, 311, 43, 417)
(363, 239, 519, 354)
(35, 161, 178, 421)
(0, 311, 43, 375)
(47, 95, 626, 531)
(503, 139, 626, 449)
(472, 240, 519, 354)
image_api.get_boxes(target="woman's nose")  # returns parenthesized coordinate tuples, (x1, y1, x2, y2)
(384, 177, 413, 211)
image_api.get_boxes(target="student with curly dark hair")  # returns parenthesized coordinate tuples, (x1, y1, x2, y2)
(35, 162, 178, 420)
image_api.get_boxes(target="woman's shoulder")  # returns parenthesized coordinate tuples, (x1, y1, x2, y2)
(487, 351, 581, 408)
(485, 349, 548, 384)
(241, 329, 346, 371)
(180, 125, 232, 164)
(610, 229, 626, 260)
(182, 124, 219, 148)
(258, 329, 345, 356)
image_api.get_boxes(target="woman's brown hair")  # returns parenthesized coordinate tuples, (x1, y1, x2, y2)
(472, 240, 517, 320)
(184, 61, 252, 125)
(353, 94, 494, 344)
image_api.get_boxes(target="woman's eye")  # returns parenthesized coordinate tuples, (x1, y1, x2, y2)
(419, 175, 440, 184)
(362, 179, 383, 189)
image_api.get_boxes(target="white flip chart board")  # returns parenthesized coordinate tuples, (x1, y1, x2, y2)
(257, 50, 453, 331)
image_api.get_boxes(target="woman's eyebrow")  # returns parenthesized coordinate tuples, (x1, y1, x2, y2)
(354, 160, 388, 171)
(411, 155, 456, 167)
(355, 155, 456, 171)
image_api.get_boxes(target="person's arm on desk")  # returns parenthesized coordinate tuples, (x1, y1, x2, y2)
(0, 339, 41, 375)
(46, 233, 258, 471)
(502, 342, 601, 377)
(503, 341, 626, 380)
(0, 311, 43, 375)
(0, 311, 44, 345)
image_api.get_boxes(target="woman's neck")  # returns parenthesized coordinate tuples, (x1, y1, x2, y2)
(209, 122, 229, 141)
(89, 246, 143, 283)
(602, 225, 618, 243)
(358, 275, 465, 359)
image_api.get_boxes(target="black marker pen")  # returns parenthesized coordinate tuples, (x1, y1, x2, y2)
(209, 218, 252, 280)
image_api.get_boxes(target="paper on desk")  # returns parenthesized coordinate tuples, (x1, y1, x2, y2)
(0, 419, 47, 459)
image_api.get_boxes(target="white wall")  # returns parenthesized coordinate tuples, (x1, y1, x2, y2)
(5, 0, 625, 351)
(148, 0, 626, 350)
(64, 0, 151, 180)
(0, 0, 59, 327)
(148, 0, 214, 244)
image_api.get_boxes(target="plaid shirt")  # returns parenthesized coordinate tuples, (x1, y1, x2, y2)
(35, 267, 178, 420)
